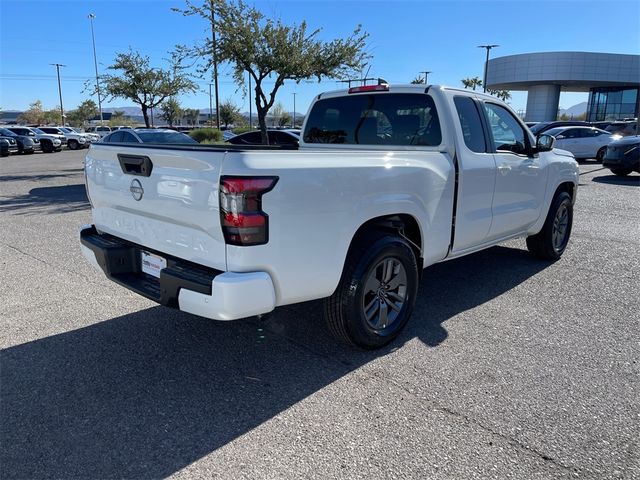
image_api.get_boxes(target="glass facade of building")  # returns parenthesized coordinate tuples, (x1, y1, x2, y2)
(587, 87, 639, 122)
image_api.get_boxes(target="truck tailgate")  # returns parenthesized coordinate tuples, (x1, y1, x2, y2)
(84, 144, 227, 271)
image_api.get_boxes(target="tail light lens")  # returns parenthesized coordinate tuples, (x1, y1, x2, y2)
(219, 176, 278, 246)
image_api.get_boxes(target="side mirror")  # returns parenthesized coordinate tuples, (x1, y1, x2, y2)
(536, 134, 555, 152)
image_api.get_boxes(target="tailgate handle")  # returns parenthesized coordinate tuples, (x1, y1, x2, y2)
(118, 154, 153, 177)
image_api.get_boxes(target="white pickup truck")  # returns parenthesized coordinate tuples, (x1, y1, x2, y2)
(80, 84, 578, 348)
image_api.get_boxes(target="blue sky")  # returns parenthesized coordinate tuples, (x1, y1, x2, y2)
(1, 0, 639, 115)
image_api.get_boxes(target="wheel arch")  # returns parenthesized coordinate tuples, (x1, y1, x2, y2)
(349, 213, 424, 272)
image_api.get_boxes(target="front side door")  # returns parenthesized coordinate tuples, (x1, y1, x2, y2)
(482, 102, 548, 240)
(450, 95, 497, 251)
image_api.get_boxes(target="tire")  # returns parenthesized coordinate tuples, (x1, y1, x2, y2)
(526, 191, 573, 260)
(596, 147, 606, 163)
(41, 140, 53, 153)
(324, 232, 419, 349)
(611, 168, 632, 177)
(68, 140, 79, 150)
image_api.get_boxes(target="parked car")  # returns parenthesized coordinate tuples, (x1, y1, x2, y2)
(223, 130, 236, 141)
(529, 121, 591, 137)
(6, 126, 61, 153)
(101, 128, 198, 144)
(59, 126, 99, 144)
(38, 126, 88, 150)
(1, 138, 11, 157)
(602, 135, 640, 176)
(0, 127, 35, 154)
(86, 125, 113, 138)
(0, 131, 20, 155)
(605, 121, 638, 137)
(226, 129, 300, 145)
(543, 126, 620, 161)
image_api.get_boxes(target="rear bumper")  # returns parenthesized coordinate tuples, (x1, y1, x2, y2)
(80, 225, 276, 320)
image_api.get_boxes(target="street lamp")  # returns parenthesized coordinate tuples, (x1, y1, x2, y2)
(50, 63, 66, 126)
(478, 44, 499, 93)
(292, 92, 297, 127)
(419, 71, 431, 84)
(88, 14, 104, 125)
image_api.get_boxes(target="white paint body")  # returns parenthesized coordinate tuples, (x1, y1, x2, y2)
(82, 86, 579, 320)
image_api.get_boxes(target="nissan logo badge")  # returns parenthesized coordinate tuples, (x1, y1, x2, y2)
(130, 179, 144, 201)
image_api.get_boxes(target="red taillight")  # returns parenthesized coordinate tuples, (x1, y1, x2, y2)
(219, 176, 278, 246)
(348, 84, 389, 94)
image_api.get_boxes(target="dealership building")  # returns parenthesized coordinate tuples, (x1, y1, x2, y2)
(486, 52, 640, 122)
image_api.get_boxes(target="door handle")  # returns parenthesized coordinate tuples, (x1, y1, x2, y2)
(117, 154, 153, 177)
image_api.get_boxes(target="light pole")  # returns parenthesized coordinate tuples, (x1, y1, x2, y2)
(419, 71, 431, 84)
(88, 14, 104, 125)
(210, 0, 220, 129)
(209, 83, 214, 127)
(50, 63, 66, 126)
(478, 44, 499, 93)
(292, 92, 297, 127)
(248, 72, 252, 129)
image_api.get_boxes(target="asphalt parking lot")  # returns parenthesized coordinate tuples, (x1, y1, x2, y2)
(1, 149, 638, 479)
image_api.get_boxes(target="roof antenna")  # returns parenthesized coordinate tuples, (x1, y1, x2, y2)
(363, 64, 372, 85)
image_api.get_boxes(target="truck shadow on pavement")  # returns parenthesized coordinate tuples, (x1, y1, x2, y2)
(591, 174, 640, 186)
(0, 184, 89, 215)
(1, 245, 549, 479)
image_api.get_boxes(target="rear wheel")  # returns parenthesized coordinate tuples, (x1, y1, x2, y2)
(526, 191, 573, 260)
(596, 147, 606, 163)
(324, 232, 419, 349)
(611, 168, 632, 176)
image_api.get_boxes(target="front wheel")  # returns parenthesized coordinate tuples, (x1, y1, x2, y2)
(596, 147, 606, 163)
(526, 191, 573, 260)
(67, 140, 79, 150)
(324, 233, 419, 349)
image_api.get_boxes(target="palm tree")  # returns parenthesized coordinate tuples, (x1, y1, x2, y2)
(410, 76, 425, 84)
(461, 77, 483, 91)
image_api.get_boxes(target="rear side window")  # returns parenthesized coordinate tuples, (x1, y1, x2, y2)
(303, 93, 441, 146)
(454, 96, 486, 153)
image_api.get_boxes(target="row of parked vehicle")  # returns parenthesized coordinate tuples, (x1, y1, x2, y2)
(525, 119, 638, 167)
(0, 125, 101, 157)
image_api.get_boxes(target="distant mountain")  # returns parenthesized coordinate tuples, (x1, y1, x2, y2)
(102, 106, 143, 116)
(558, 102, 587, 117)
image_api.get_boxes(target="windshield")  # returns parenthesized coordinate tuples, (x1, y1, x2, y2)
(59, 127, 72, 133)
(0, 128, 18, 137)
(543, 128, 565, 137)
(529, 122, 551, 135)
(32, 128, 46, 134)
(136, 131, 198, 144)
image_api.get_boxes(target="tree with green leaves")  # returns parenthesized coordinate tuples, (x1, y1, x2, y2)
(100, 49, 197, 127)
(160, 98, 183, 126)
(410, 76, 425, 84)
(461, 77, 483, 91)
(183, 108, 201, 126)
(270, 102, 291, 127)
(487, 89, 512, 102)
(17, 100, 46, 125)
(174, 0, 369, 144)
(66, 99, 99, 127)
(219, 98, 241, 128)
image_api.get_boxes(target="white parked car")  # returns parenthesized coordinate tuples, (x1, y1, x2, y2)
(544, 126, 621, 161)
(86, 125, 113, 138)
(80, 84, 579, 349)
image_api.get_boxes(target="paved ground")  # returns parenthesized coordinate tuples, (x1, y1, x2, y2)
(1, 149, 638, 480)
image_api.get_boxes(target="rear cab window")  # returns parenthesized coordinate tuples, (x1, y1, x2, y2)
(303, 93, 441, 146)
